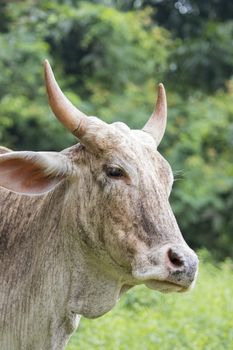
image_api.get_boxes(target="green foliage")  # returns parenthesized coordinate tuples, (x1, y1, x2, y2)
(164, 87, 233, 259)
(168, 21, 233, 93)
(0, 0, 233, 258)
(66, 254, 233, 349)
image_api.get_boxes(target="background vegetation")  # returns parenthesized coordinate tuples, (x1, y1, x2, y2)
(1, 1, 232, 349)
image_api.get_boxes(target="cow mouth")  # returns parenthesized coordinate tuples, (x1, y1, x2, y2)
(119, 280, 190, 299)
(144, 279, 189, 293)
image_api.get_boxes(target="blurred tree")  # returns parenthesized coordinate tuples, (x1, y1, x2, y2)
(163, 86, 233, 259)
(0, 1, 10, 33)
(167, 21, 233, 93)
(112, 0, 233, 93)
(112, 0, 233, 38)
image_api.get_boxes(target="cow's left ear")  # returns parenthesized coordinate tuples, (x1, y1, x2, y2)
(0, 151, 73, 195)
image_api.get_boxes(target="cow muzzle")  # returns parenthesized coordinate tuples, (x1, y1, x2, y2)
(132, 243, 199, 293)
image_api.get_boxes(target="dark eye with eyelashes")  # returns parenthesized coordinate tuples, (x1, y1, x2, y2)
(105, 165, 125, 179)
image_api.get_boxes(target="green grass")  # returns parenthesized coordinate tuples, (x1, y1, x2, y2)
(66, 253, 233, 350)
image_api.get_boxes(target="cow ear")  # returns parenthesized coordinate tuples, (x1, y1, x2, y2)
(0, 146, 13, 154)
(0, 151, 73, 195)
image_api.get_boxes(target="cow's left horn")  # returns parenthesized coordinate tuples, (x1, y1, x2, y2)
(44, 59, 88, 139)
(143, 83, 167, 146)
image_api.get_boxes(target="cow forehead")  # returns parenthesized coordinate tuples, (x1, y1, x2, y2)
(107, 123, 173, 179)
(65, 121, 173, 181)
(111, 122, 156, 148)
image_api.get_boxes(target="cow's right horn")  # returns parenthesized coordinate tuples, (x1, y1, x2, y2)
(143, 83, 167, 147)
(44, 59, 88, 139)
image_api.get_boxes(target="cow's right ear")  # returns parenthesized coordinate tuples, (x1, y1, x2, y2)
(0, 151, 73, 195)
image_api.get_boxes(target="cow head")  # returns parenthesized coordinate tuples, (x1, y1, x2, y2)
(0, 61, 198, 315)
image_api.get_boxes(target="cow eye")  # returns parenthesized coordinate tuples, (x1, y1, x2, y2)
(105, 166, 124, 179)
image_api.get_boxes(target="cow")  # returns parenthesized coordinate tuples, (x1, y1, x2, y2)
(0, 60, 198, 350)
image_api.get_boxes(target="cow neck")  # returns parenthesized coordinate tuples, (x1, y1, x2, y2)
(58, 183, 125, 320)
(0, 182, 76, 350)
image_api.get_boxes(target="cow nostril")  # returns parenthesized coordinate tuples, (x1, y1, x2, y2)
(167, 248, 184, 268)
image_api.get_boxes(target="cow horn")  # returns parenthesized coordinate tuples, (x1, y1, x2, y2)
(44, 59, 88, 139)
(143, 83, 167, 146)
